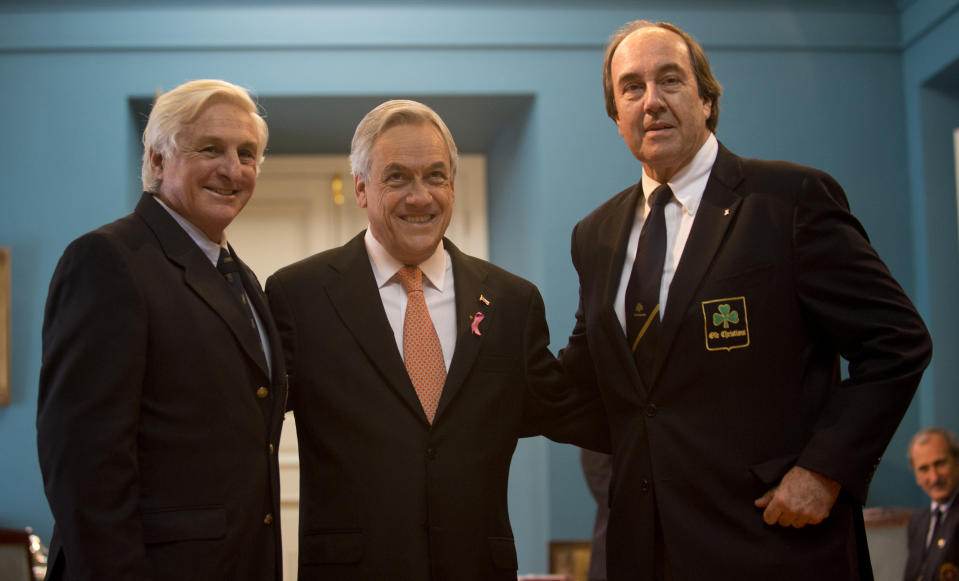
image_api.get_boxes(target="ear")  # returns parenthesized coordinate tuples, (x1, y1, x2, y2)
(149, 148, 165, 180)
(702, 98, 712, 125)
(354, 175, 368, 208)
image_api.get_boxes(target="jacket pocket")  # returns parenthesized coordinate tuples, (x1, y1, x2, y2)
(300, 530, 364, 565)
(487, 536, 518, 570)
(141, 505, 227, 544)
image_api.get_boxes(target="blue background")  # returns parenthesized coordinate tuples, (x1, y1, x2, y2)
(1, 0, 958, 573)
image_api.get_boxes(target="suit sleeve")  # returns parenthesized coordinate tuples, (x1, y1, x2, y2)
(790, 172, 932, 503)
(37, 233, 152, 579)
(519, 279, 610, 453)
(557, 221, 603, 399)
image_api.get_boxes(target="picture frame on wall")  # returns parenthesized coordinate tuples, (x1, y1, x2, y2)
(548, 540, 592, 581)
(0, 248, 9, 407)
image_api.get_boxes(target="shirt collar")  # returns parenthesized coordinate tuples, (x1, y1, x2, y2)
(641, 132, 718, 217)
(152, 194, 227, 265)
(363, 229, 449, 292)
(933, 489, 959, 514)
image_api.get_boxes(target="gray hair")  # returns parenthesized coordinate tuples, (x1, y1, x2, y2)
(141, 79, 268, 192)
(350, 99, 458, 182)
(908, 427, 959, 467)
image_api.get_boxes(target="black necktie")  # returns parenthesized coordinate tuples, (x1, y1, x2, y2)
(927, 506, 944, 553)
(625, 184, 673, 384)
(216, 247, 258, 333)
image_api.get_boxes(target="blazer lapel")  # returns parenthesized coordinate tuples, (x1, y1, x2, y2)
(435, 239, 491, 422)
(657, 144, 744, 377)
(136, 194, 271, 376)
(325, 234, 429, 424)
(596, 183, 650, 397)
(242, 267, 288, 431)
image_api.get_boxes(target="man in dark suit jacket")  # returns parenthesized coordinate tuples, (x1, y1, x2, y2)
(559, 21, 932, 580)
(37, 79, 286, 581)
(904, 428, 959, 581)
(266, 100, 606, 581)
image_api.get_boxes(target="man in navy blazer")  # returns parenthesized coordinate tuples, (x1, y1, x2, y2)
(37, 80, 286, 580)
(266, 100, 606, 580)
(904, 428, 959, 581)
(560, 20, 932, 580)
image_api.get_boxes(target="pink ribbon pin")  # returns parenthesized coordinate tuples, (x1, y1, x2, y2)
(471, 312, 485, 336)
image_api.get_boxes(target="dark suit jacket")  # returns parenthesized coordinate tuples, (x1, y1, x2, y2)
(905, 505, 959, 581)
(266, 233, 606, 581)
(560, 142, 932, 580)
(37, 193, 287, 581)
(581, 449, 612, 581)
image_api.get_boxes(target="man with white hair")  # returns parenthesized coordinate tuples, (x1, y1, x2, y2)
(38, 79, 286, 580)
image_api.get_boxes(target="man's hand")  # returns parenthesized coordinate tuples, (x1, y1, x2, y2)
(753, 465, 841, 528)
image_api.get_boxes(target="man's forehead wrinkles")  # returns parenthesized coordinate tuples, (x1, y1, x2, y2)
(380, 160, 447, 173)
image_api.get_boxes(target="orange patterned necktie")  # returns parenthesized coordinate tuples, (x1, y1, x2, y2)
(397, 266, 446, 424)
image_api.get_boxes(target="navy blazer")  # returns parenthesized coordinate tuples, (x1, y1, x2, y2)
(38, 193, 287, 580)
(905, 504, 959, 581)
(560, 142, 932, 580)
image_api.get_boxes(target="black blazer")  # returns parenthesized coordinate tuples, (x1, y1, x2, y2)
(37, 193, 287, 581)
(905, 505, 959, 581)
(266, 233, 606, 581)
(560, 143, 932, 580)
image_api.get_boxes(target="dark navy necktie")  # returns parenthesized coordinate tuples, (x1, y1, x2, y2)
(926, 506, 944, 554)
(625, 184, 673, 384)
(216, 247, 258, 333)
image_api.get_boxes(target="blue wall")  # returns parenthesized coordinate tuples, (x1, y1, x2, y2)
(1, 1, 957, 573)
(902, 3, 959, 495)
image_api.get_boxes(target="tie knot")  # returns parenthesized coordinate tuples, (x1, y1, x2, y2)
(397, 265, 423, 295)
(648, 184, 673, 208)
(216, 248, 240, 275)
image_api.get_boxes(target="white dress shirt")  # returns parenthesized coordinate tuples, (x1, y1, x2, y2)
(364, 229, 456, 371)
(615, 133, 719, 333)
(153, 195, 273, 375)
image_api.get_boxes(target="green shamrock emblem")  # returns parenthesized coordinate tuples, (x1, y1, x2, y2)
(712, 303, 739, 329)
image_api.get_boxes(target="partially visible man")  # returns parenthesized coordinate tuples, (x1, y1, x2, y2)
(266, 100, 606, 580)
(560, 20, 932, 579)
(37, 79, 286, 580)
(904, 428, 959, 581)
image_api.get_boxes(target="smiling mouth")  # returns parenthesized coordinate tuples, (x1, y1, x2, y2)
(205, 187, 237, 196)
(402, 215, 434, 224)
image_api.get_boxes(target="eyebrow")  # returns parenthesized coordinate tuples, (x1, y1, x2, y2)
(192, 136, 259, 150)
(381, 161, 449, 175)
(381, 162, 409, 176)
(618, 62, 686, 85)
